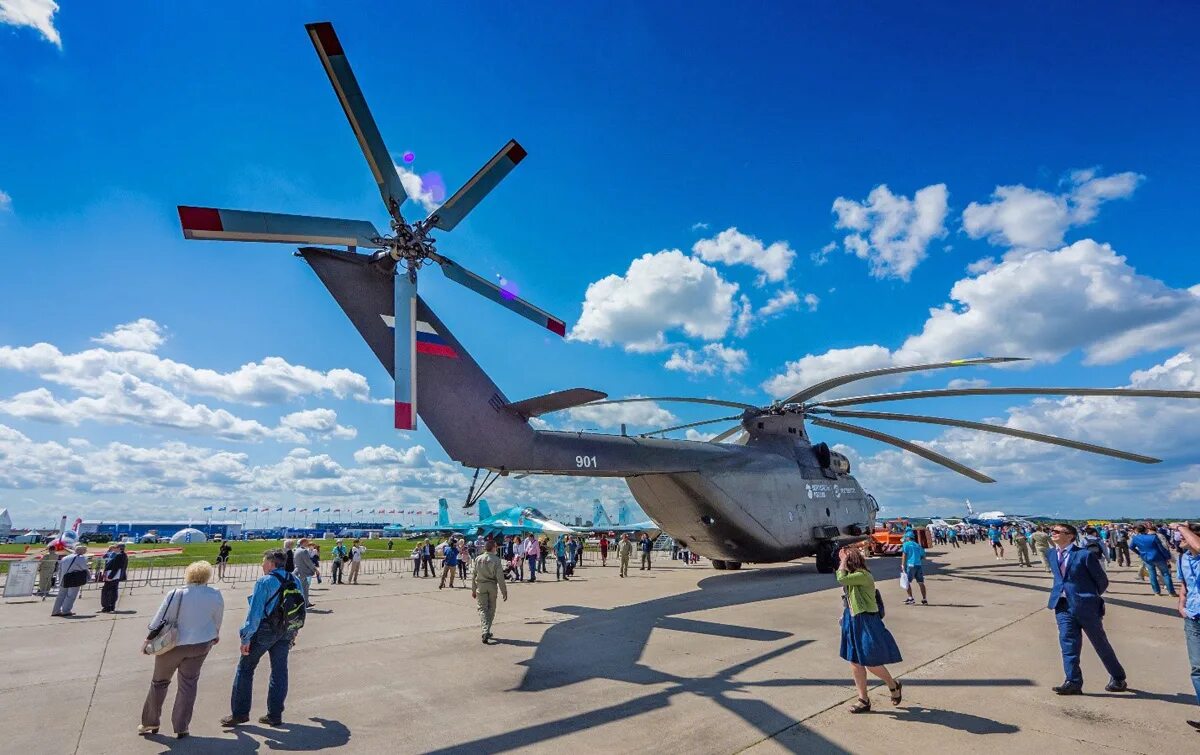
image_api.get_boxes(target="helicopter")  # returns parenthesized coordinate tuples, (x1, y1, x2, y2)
(177, 21, 1200, 571)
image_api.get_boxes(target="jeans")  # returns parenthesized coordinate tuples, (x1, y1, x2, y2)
(526, 555, 537, 581)
(1055, 599, 1125, 686)
(556, 556, 566, 580)
(1144, 561, 1175, 594)
(331, 559, 343, 584)
(1185, 616, 1200, 706)
(231, 625, 291, 719)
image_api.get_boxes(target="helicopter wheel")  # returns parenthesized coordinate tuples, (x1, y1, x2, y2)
(725, 561, 742, 570)
(814, 543, 838, 574)
(711, 560, 727, 570)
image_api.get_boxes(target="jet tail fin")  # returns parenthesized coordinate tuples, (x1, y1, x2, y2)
(437, 499, 450, 527)
(301, 247, 536, 469)
(592, 500, 613, 527)
(477, 499, 492, 520)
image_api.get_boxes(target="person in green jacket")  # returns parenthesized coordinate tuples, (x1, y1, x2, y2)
(837, 546, 903, 713)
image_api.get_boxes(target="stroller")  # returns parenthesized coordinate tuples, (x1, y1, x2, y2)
(503, 553, 525, 581)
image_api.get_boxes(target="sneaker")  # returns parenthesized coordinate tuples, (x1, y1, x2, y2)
(1186, 720, 1200, 732)
(920, 600, 928, 605)
(904, 598, 915, 605)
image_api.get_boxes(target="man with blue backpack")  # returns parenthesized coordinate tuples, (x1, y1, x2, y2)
(1130, 523, 1178, 597)
(222, 550, 305, 728)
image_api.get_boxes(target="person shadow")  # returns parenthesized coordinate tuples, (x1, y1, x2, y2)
(147, 717, 350, 752)
(879, 705, 1019, 734)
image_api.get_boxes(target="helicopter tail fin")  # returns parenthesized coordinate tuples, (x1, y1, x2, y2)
(301, 247, 536, 469)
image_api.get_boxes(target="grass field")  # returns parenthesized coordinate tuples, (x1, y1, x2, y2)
(0, 538, 425, 571)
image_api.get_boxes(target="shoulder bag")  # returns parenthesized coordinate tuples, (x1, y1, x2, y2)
(61, 555, 88, 588)
(143, 589, 183, 656)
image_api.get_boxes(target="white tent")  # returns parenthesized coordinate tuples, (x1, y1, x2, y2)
(170, 527, 207, 544)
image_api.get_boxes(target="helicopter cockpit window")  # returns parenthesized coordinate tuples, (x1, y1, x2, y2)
(867, 494, 880, 512)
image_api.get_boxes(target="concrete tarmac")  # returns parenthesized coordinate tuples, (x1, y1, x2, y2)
(0, 545, 1195, 754)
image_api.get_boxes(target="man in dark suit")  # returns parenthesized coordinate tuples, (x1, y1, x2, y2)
(1046, 523, 1128, 695)
(100, 543, 128, 613)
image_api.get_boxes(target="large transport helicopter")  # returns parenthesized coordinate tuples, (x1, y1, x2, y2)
(178, 22, 1200, 572)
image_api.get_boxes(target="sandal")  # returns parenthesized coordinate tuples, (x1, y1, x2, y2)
(849, 697, 871, 713)
(889, 680, 903, 706)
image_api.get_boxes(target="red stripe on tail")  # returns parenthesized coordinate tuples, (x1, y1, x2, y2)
(546, 319, 566, 337)
(508, 141, 528, 164)
(394, 401, 414, 430)
(178, 206, 223, 232)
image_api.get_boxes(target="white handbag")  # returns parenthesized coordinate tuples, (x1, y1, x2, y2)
(143, 589, 183, 656)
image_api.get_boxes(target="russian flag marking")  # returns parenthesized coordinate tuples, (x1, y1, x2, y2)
(394, 401, 414, 430)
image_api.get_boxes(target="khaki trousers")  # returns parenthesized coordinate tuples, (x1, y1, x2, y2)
(349, 560, 361, 583)
(619, 556, 630, 577)
(141, 641, 214, 733)
(440, 563, 456, 588)
(476, 584, 498, 636)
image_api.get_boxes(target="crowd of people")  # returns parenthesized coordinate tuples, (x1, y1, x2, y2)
(20, 516, 1200, 739)
(847, 519, 1200, 734)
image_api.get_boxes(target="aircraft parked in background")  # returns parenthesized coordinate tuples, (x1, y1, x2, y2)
(962, 500, 1034, 528)
(384, 498, 493, 537)
(584, 500, 661, 537)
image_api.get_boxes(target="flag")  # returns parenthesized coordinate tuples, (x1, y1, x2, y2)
(300, 508, 308, 512)
(313, 508, 321, 513)
(288, 507, 296, 513)
(275, 507, 283, 512)
(334, 508, 341, 513)
(356, 509, 363, 514)
(217, 507, 226, 512)
(202, 506, 213, 511)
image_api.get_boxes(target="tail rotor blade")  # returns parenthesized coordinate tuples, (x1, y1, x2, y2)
(434, 254, 566, 337)
(809, 416, 995, 483)
(427, 140, 527, 232)
(178, 206, 381, 248)
(306, 22, 408, 218)
(393, 268, 418, 430)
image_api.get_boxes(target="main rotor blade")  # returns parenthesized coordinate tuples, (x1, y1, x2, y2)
(428, 140, 527, 232)
(306, 22, 408, 218)
(178, 206, 381, 248)
(640, 415, 743, 437)
(808, 416, 995, 483)
(433, 254, 566, 336)
(815, 386, 1200, 408)
(783, 357, 1026, 405)
(576, 397, 759, 412)
(815, 408, 1160, 464)
(394, 269, 417, 430)
(709, 424, 745, 443)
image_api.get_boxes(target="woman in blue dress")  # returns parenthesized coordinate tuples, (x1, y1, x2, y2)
(837, 546, 903, 713)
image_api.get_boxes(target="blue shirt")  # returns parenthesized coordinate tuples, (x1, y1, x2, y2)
(988, 527, 1000, 542)
(1130, 533, 1168, 563)
(240, 568, 291, 643)
(1180, 552, 1200, 619)
(443, 544, 458, 566)
(902, 540, 925, 568)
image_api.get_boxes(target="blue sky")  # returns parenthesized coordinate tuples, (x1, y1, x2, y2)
(2, 1, 1199, 527)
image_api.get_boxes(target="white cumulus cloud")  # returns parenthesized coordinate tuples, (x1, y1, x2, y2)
(0, 0, 60, 48)
(569, 250, 739, 352)
(92, 318, 166, 352)
(664, 343, 748, 376)
(564, 398, 677, 430)
(0, 189, 11, 212)
(691, 227, 796, 283)
(830, 183, 949, 281)
(962, 169, 1142, 250)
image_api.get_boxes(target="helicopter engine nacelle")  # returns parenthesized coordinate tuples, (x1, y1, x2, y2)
(829, 451, 851, 475)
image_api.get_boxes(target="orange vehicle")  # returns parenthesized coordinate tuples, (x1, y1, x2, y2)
(867, 519, 930, 556)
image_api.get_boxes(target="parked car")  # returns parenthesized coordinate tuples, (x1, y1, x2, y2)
(80, 532, 112, 544)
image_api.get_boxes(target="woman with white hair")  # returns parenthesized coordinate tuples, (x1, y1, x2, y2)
(138, 560, 224, 738)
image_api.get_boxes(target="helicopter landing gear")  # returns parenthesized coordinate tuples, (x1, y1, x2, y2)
(815, 542, 838, 574)
(711, 560, 727, 570)
(725, 561, 742, 570)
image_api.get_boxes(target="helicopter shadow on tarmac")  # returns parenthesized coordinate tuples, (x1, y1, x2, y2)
(425, 565, 1035, 754)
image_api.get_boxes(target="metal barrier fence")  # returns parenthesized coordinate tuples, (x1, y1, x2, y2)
(1, 544, 638, 597)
